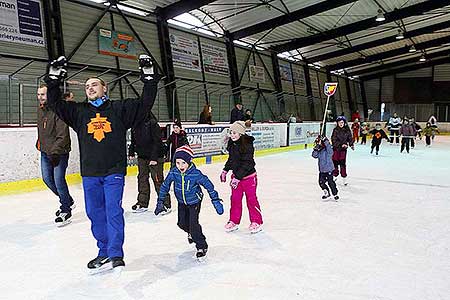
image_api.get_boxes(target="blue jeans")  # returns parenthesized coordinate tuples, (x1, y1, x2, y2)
(82, 174, 125, 258)
(41, 152, 73, 213)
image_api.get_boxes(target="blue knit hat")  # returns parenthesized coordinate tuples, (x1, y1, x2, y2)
(174, 145, 194, 164)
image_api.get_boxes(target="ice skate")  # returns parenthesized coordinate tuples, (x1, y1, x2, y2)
(196, 248, 208, 262)
(225, 221, 239, 232)
(334, 195, 339, 201)
(321, 189, 331, 200)
(55, 212, 72, 227)
(110, 257, 125, 274)
(342, 177, 348, 186)
(249, 222, 262, 234)
(187, 233, 194, 244)
(87, 256, 112, 275)
(159, 206, 172, 216)
(131, 203, 148, 213)
(56, 202, 76, 216)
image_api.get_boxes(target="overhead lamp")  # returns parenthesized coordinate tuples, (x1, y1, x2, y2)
(409, 45, 417, 53)
(396, 30, 404, 40)
(419, 54, 426, 62)
(375, 9, 385, 22)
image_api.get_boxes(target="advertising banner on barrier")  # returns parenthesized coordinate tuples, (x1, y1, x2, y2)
(201, 42, 229, 76)
(288, 123, 321, 146)
(170, 33, 201, 71)
(250, 124, 281, 150)
(98, 28, 137, 59)
(0, 0, 45, 47)
(183, 125, 230, 157)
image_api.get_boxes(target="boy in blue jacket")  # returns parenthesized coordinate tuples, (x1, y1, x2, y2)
(155, 145, 223, 260)
(312, 136, 339, 201)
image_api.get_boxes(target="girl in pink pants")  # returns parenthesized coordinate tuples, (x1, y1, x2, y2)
(220, 121, 263, 234)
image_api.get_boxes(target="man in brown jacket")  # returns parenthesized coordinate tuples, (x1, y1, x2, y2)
(37, 84, 74, 226)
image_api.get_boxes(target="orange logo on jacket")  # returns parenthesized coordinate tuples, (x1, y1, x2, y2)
(87, 113, 112, 142)
(375, 132, 382, 139)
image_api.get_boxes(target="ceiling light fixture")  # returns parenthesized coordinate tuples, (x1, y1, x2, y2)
(409, 45, 417, 53)
(396, 30, 404, 40)
(419, 54, 426, 62)
(375, 9, 386, 22)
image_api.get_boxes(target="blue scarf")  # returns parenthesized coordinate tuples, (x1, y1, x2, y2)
(89, 95, 109, 107)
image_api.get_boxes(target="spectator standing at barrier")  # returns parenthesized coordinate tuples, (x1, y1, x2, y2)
(128, 112, 171, 215)
(387, 112, 402, 144)
(198, 104, 214, 125)
(166, 119, 189, 168)
(230, 102, 245, 123)
(63, 91, 75, 102)
(331, 116, 354, 186)
(36, 84, 75, 227)
(221, 121, 263, 234)
(400, 118, 416, 154)
(44, 55, 160, 274)
(351, 110, 361, 122)
(244, 109, 255, 126)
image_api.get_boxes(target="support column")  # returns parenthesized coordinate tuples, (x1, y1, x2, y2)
(224, 31, 241, 104)
(303, 65, 316, 120)
(271, 52, 285, 115)
(360, 81, 369, 119)
(156, 9, 179, 120)
(345, 77, 356, 115)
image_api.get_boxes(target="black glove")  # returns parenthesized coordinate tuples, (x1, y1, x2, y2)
(46, 56, 68, 81)
(48, 154, 60, 167)
(139, 54, 156, 82)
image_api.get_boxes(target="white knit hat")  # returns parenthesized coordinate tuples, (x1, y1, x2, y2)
(230, 121, 247, 135)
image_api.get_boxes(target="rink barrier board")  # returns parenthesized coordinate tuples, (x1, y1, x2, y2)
(0, 143, 313, 196)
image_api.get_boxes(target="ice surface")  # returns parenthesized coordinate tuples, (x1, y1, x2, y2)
(1, 137, 449, 300)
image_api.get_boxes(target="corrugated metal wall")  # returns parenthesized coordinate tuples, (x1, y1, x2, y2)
(433, 64, 450, 81)
(396, 67, 432, 78)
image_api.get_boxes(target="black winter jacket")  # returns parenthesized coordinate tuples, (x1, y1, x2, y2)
(129, 116, 164, 160)
(46, 78, 159, 177)
(166, 130, 189, 160)
(230, 107, 244, 123)
(224, 135, 256, 180)
(331, 125, 353, 150)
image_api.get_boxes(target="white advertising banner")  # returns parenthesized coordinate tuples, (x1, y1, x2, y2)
(288, 123, 321, 146)
(0, 0, 45, 47)
(249, 124, 281, 150)
(249, 65, 265, 83)
(183, 125, 230, 157)
(169, 33, 201, 71)
(201, 42, 229, 76)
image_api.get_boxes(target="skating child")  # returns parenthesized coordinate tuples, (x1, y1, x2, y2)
(155, 145, 224, 260)
(165, 119, 189, 168)
(360, 121, 369, 145)
(312, 136, 339, 201)
(331, 116, 354, 186)
(221, 121, 263, 234)
(422, 122, 440, 147)
(400, 118, 417, 153)
(410, 118, 422, 149)
(369, 123, 389, 155)
(351, 118, 360, 143)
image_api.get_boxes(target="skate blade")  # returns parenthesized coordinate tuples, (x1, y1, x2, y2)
(56, 219, 72, 227)
(196, 256, 207, 263)
(250, 227, 262, 234)
(159, 209, 172, 216)
(132, 208, 148, 213)
(88, 262, 113, 275)
(225, 227, 239, 233)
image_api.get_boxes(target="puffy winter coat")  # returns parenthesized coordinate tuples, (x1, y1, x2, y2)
(158, 163, 220, 205)
(224, 135, 256, 180)
(400, 124, 417, 137)
(129, 116, 164, 160)
(312, 139, 334, 173)
(331, 125, 353, 150)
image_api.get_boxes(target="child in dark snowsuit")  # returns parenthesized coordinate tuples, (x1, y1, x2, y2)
(399, 119, 417, 153)
(331, 116, 354, 185)
(312, 136, 339, 201)
(422, 122, 440, 147)
(369, 123, 390, 155)
(360, 121, 369, 145)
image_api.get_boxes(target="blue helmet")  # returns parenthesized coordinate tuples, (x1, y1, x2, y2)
(336, 115, 347, 123)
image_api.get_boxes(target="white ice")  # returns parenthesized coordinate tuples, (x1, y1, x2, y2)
(1, 137, 449, 300)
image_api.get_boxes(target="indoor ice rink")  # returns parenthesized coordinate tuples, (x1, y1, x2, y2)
(1, 0, 450, 300)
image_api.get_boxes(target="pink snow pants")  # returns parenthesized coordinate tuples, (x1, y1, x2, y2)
(230, 173, 263, 225)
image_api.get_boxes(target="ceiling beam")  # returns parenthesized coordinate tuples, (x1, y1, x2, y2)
(350, 48, 450, 76)
(361, 56, 450, 81)
(230, 0, 358, 40)
(307, 19, 450, 63)
(272, 0, 450, 53)
(158, 0, 216, 20)
(328, 34, 450, 71)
